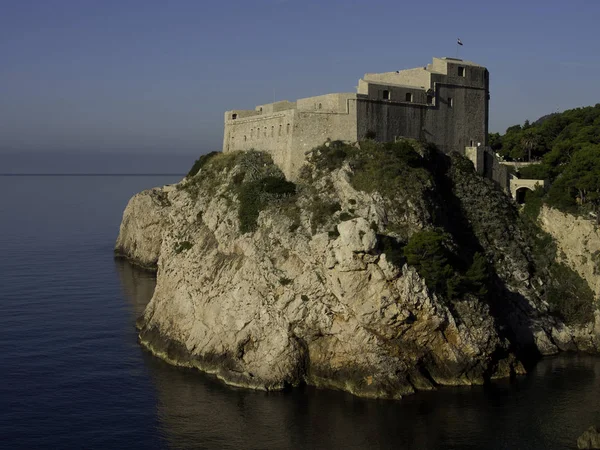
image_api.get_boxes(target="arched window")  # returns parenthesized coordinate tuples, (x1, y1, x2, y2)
(382, 90, 390, 100)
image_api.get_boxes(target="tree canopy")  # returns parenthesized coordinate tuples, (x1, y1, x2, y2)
(494, 104, 600, 217)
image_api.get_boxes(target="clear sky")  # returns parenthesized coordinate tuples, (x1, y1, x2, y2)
(1, 0, 599, 156)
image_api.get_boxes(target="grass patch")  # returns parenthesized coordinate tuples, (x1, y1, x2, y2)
(238, 176, 296, 233)
(174, 241, 193, 253)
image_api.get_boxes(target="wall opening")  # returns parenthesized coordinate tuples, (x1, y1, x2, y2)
(382, 90, 390, 100)
(271, 126, 274, 137)
(426, 94, 433, 104)
(250, 129, 253, 138)
(287, 123, 290, 134)
(244, 135, 247, 142)
(264, 127, 267, 137)
(279, 124, 282, 136)
(448, 97, 453, 108)
(458, 66, 465, 77)
(318, 103, 322, 109)
(231, 113, 237, 120)
(405, 93, 413, 102)
(515, 187, 531, 205)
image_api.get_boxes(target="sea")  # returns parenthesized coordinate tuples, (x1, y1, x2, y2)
(1, 153, 599, 449)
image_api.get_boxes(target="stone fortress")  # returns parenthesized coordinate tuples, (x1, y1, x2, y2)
(223, 56, 542, 199)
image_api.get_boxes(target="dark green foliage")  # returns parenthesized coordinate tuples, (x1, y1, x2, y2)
(339, 212, 353, 221)
(522, 186, 545, 221)
(174, 241, 193, 253)
(238, 176, 296, 233)
(187, 151, 220, 178)
(546, 263, 595, 325)
(328, 229, 340, 239)
(308, 199, 341, 233)
(377, 235, 405, 268)
(301, 294, 309, 301)
(403, 230, 455, 296)
(279, 277, 293, 286)
(495, 104, 600, 217)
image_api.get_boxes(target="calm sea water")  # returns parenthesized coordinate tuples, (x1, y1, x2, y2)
(1, 174, 599, 450)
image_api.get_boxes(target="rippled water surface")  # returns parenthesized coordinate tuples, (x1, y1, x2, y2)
(1, 175, 599, 450)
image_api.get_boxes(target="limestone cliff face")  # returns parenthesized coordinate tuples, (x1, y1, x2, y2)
(539, 206, 600, 300)
(116, 145, 599, 398)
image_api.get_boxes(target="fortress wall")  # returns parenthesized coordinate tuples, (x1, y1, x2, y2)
(289, 100, 358, 178)
(296, 93, 356, 112)
(363, 68, 431, 89)
(356, 83, 487, 154)
(223, 110, 295, 174)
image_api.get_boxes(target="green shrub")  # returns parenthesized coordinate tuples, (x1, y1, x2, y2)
(174, 241, 193, 253)
(546, 263, 595, 325)
(308, 199, 341, 233)
(522, 186, 546, 221)
(237, 176, 296, 233)
(279, 277, 293, 286)
(403, 230, 454, 295)
(186, 151, 220, 178)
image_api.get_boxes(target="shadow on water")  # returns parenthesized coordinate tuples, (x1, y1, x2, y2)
(115, 259, 600, 450)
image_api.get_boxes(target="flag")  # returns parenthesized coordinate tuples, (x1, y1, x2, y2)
(457, 38, 463, 46)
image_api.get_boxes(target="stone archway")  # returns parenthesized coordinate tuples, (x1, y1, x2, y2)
(515, 187, 532, 204)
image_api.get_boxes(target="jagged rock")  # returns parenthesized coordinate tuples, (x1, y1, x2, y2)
(578, 426, 600, 449)
(115, 148, 599, 399)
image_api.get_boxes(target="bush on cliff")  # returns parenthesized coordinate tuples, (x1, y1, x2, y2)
(238, 176, 296, 233)
(186, 151, 220, 178)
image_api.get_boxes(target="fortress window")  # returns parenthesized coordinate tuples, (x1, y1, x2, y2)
(250, 129, 253, 138)
(286, 123, 290, 134)
(405, 93, 413, 102)
(279, 124, 282, 136)
(264, 127, 267, 137)
(458, 66, 465, 77)
(382, 90, 390, 100)
(244, 135, 247, 142)
(426, 94, 433, 104)
(318, 103, 322, 109)
(232, 113, 237, 120)
(271, 126, 274, 137)
(448, 97, 453, 108)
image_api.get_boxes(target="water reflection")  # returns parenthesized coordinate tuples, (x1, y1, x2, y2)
(116, 259, 600, 450)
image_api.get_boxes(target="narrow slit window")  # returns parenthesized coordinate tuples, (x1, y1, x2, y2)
(405, 93, 413, 102)
(264, 127, 267, 137)
(279, 124, 282, 136)
(250, 129, 253, 138)
(458, 66, 465, 77)
(244, 135, 247, 142)
(271, 126, 274, 137)
(448, 97, 453, 108)
(426, 94, 433, 104)
(382, 90, 390, 100)
(286, 123, 290, 134)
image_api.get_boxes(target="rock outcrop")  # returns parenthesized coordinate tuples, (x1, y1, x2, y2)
(540, 205, 600, 300)
(116, 142, 600, 398)
(578, 426, 600, 449)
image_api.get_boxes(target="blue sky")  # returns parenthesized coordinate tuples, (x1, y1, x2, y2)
(1, 0, 599, 155)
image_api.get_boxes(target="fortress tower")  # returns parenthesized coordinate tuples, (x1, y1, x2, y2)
(223, 57, 489, 180)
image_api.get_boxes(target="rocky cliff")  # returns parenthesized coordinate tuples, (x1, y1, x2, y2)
(540, 206, 600, 300)
(116, 140, 600, 399)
